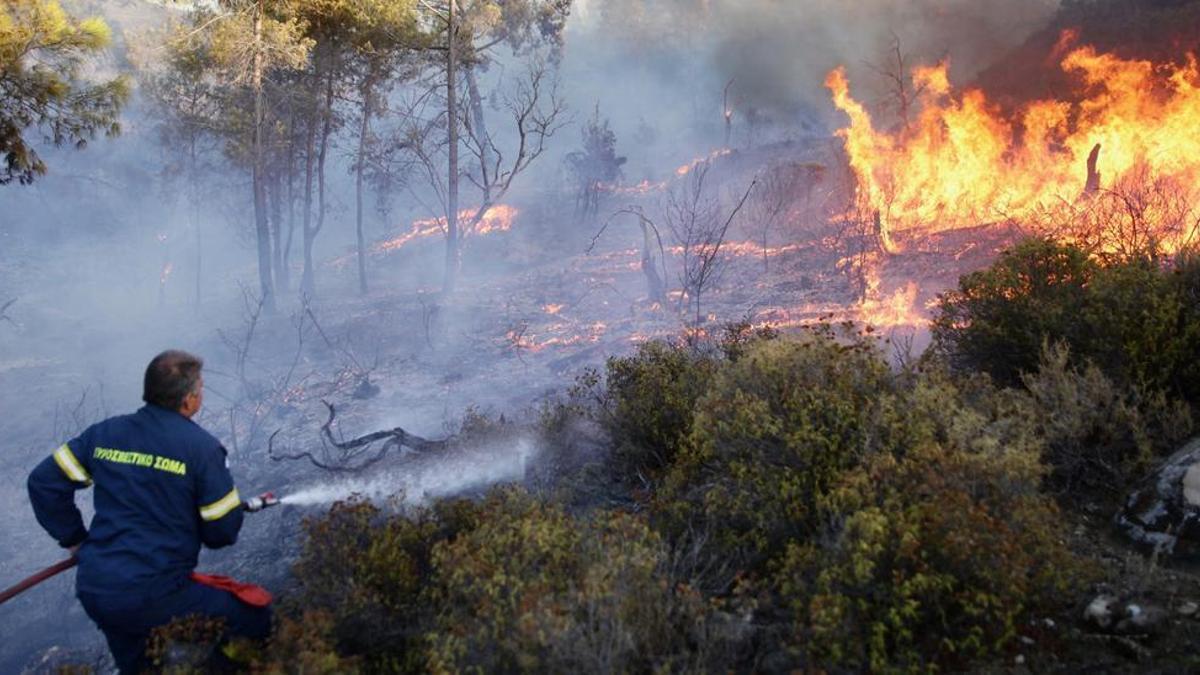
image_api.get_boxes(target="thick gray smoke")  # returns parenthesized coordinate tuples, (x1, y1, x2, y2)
(560, 0, 1057, 175)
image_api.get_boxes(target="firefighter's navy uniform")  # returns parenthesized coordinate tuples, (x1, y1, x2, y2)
(27, 404, 271, 673)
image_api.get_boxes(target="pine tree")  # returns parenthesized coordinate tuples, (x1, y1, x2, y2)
(0, 0, 129, 185)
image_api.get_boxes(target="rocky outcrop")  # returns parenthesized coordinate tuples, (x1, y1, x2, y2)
(1117, 437, 1200, 557)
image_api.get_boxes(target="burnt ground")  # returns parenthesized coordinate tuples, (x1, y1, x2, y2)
(3, 141, 1198, 671)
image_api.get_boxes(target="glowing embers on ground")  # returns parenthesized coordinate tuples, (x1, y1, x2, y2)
(676, 148, 734, 176)
(827, 37, 1200, 253)
(374, 204, 519, 254)
(507, 319, 609, 353)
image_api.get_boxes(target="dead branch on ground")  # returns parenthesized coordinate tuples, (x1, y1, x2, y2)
(267, 400, 449, 473)
(0, 298, 15, 326)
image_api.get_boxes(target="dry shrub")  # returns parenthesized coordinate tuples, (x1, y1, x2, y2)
(290, 497, 481, 671)
(935, 237, 1200, 410)
(425, 487, 747, 673)
(601, 340, 717, 484)
(257, 611, 359, 674)
(1021, 342, 1192, 498)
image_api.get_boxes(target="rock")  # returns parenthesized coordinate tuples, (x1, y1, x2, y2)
(1084, 594, 1119, 630)
(1115, 602, 1168, 635)
(1178, 601, 1199, 617)
(1116, 437, 1200, 557)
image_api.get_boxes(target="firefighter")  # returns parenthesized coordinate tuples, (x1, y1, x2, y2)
(27, 350, 271, 673)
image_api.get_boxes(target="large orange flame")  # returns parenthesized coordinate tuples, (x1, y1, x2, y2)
(827, 42, 1200, 254)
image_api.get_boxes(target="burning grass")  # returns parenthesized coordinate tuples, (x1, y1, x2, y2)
(828, 36, 1200, 254)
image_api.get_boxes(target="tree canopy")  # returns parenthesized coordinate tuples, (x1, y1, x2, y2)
(0, 0, 128, 185)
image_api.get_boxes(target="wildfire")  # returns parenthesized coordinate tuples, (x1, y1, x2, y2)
(160, 262, 173, 285)
(859, 280, 925, 330)
(676, 148, 734, 176)
(375, 205, 519, 254)
(508, 320, 608, 353)
(827, 39, 1200, 253)
(667, 240, 801, 258)
(599, 179, 668, 196)
(542, 304, 565, 315)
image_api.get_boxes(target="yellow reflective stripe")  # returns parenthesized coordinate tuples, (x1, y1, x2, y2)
(53, 444, 91, 485)
(200, 488, 240, 521)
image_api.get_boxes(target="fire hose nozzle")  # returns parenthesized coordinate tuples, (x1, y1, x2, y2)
(242, 491, 280, 513)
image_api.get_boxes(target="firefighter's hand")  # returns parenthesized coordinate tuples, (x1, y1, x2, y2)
(67, 544, 80, 556)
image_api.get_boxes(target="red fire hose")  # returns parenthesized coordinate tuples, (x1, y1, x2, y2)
(0, 492, 280, 606)
(0, 557, 77, 607)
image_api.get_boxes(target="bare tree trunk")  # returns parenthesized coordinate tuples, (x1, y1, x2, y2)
(356, 74, 374, 295)
(189, 134, 201, 307)
(443, 0, 460, 294)
(1085, 143, 1102, 195)
(301, 100, 316, 299)
(280, 121, 294, 293)
(302, 57, 336, 298)
(466, 67, 493, 203)
(270, 166, 284, 292)
(252, 1, 276, 312)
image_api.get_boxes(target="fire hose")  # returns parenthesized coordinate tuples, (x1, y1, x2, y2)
(0, 491, 281, 607)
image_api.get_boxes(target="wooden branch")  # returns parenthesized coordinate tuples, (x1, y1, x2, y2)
(268, 400, 450, 473)
(0, 298, 15, 325)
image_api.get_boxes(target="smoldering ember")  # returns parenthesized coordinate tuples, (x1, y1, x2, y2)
(5, 0, 1200, 671)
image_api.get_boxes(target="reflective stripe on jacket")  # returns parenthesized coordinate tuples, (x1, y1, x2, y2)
(27, 404, 243, 598)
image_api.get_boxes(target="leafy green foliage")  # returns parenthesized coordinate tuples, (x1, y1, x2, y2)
(784, 441, 1079, 673)
(932, 238, 1095, 385)
(601, 340, 717, 485)
(1021, 342, 1192, 497)
(0, 0, 129, 184)
(933, 238, 1200, 407)
(659, 328, 912, 571)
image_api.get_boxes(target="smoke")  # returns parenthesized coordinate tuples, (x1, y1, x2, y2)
(278, 435, 540, 507)
(560, 0, 1058, 169)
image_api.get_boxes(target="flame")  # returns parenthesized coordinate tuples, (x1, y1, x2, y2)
(542, 304, 565, 315)
(859, 277, 925, 329)
(160, 262, 174, 285)
(510, 320, 608, 353)
(676, 148, 734, 176)
(667, 240, 801, 258)
(375, 205, 519, 254)
(827, 42, 1200, 254)
(599, 179, 668, 195)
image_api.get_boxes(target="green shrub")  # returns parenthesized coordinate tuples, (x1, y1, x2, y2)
(933, 238, 1200, 409)
(932, 237, 1095, 386)
(781, 437, 1081, 672)
(290, 497, 482, 671)
(1021, 342, 1192, 498)
(424, 487, 741, 673)
(658, 329, 914, 571)
(601, 340, 718, 484)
